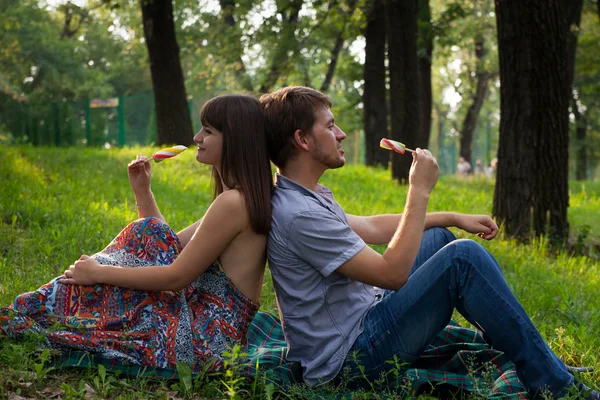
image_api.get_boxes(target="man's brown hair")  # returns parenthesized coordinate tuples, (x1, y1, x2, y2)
(259, 86, 332, 168)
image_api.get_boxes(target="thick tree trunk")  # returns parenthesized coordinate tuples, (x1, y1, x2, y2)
(363, 0, 389, 168)
(141, 0, 193, 146)
(321, 0, 358, 92)
(417, 0, 433, 150)
(459, 35, 490, 163)
(385, 0, 420, 182)
(493, 0, 571, 241)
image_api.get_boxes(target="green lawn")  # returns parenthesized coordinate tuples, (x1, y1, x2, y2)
(0, 146, 599, 399)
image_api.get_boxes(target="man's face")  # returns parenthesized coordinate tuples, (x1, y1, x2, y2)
(307, 107, 347, 170)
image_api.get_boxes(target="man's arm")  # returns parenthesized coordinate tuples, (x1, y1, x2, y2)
(347, 212, 498, 244)
(347, 212, 457, 245)
(336, 149, 438, 290)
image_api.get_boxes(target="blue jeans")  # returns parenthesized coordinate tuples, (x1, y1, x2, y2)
(338, 228, 573, 397)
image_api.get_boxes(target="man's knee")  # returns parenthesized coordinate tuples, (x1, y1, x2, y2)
(425, 227, 456, 245)
(449, 239, 499, 274)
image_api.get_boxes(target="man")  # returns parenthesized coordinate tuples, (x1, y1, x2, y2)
(260, 86, 597, 399)
(456, 156, 472, 176)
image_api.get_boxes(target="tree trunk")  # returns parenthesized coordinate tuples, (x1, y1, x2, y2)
(385, 0, 420, 183)
(321, 0, 358, 92)
(564, 0, 586, 180)
(219, 0, 253, 92)
(417, 0, 433, 150)
(363, 0, 389, 168)
(565, 0, 583, 86)
(571, 95, 588, 180)
(493, 0, 571, 241)
(141, 0, 193, 146)
(459, 35, 490, 163)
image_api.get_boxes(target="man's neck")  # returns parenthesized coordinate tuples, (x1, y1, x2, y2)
(279, 160, 325, 192)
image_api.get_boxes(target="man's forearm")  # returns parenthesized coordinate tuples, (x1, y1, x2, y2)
(382, 189, 430, 284)
(424, 212, 457, 230)
(354, 211, 457, 245)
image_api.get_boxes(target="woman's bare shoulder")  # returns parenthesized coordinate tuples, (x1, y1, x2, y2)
(209, 190, 248, 222)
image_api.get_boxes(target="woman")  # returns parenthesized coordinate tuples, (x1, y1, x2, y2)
(0, 94, 273, 374)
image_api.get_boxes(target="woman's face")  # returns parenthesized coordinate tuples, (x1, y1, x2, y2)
(193, 123, 223, 167)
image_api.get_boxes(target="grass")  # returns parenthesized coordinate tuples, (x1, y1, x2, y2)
(0, 145, 599, 399)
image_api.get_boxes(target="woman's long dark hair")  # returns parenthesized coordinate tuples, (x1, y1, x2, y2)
(200, 94, 273, 235)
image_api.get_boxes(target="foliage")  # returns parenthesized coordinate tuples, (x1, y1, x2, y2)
(1, 0, 599, 176)
(572, 2, 600, 178)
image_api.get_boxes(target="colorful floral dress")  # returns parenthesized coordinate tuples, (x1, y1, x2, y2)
(0, 217, 259, 373)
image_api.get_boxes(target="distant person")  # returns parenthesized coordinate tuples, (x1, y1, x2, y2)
(485, 157, 498, 179)
(0, 94, 273, 375)
(474, 159, 485, 176)
(260, 85, 599, 399)
(456, 156, 472, 176)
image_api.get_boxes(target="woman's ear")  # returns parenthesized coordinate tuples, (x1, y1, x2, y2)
(293, 129, 310, 151)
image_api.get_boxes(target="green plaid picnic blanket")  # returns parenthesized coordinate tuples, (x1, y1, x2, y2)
(53, 311, 528, 398)
(244, 312, 528, 399)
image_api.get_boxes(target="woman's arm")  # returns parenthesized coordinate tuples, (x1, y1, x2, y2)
(177, 218, 203, 248)
(62, 190, 247, 291)
(128, 156, 166, 221)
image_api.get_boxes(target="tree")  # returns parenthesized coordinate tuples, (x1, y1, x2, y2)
(140, 0, 193, 146)
(321, 0, 359, 92)
(417, 0, 433, 150)
(386, 0, 420, 182)
(217, 0, 254, 92)
(459, 34, 490, 163)
(363, 0, 389, 167)
(565, 0, 586, 180)
(493, 0, 571, 241)
(259, 0, 304, 93)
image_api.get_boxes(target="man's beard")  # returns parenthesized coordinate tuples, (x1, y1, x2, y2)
(312, 145, 345, 169)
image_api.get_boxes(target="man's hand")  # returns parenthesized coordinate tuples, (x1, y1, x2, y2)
(455, 214, 499, 240)
(61, 255, 101, 285)
(409, 148, 439, 196)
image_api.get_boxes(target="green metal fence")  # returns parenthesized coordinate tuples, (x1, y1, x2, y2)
(1, 92, 501, 176)
(1, 92, 209, 148)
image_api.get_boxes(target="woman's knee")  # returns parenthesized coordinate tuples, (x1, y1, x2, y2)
(128, 217, 166, 230)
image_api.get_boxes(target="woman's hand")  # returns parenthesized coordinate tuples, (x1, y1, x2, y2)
(61, 255, 102, 285)
(455, 214, 499, 240)
(128, 155, 152, 194)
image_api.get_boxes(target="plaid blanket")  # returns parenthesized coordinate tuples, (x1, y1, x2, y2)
(53, 311, 528, 398)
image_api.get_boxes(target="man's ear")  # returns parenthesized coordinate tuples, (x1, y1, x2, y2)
(293, 129, 311, 151)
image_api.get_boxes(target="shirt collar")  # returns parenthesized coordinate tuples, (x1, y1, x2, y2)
(275, 174, 335, 211)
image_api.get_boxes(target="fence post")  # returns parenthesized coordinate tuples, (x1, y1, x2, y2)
(486, 115, 491, 165)
(54, 102, 61, 146)
(85, 99, 91, 146)
(118, 96, 125, 147)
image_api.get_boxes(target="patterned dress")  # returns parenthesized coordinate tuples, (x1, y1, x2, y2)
(0, 217, 259, 373)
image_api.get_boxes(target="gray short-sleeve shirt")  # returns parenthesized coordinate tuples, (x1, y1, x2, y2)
(268, 175, 376, 386)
